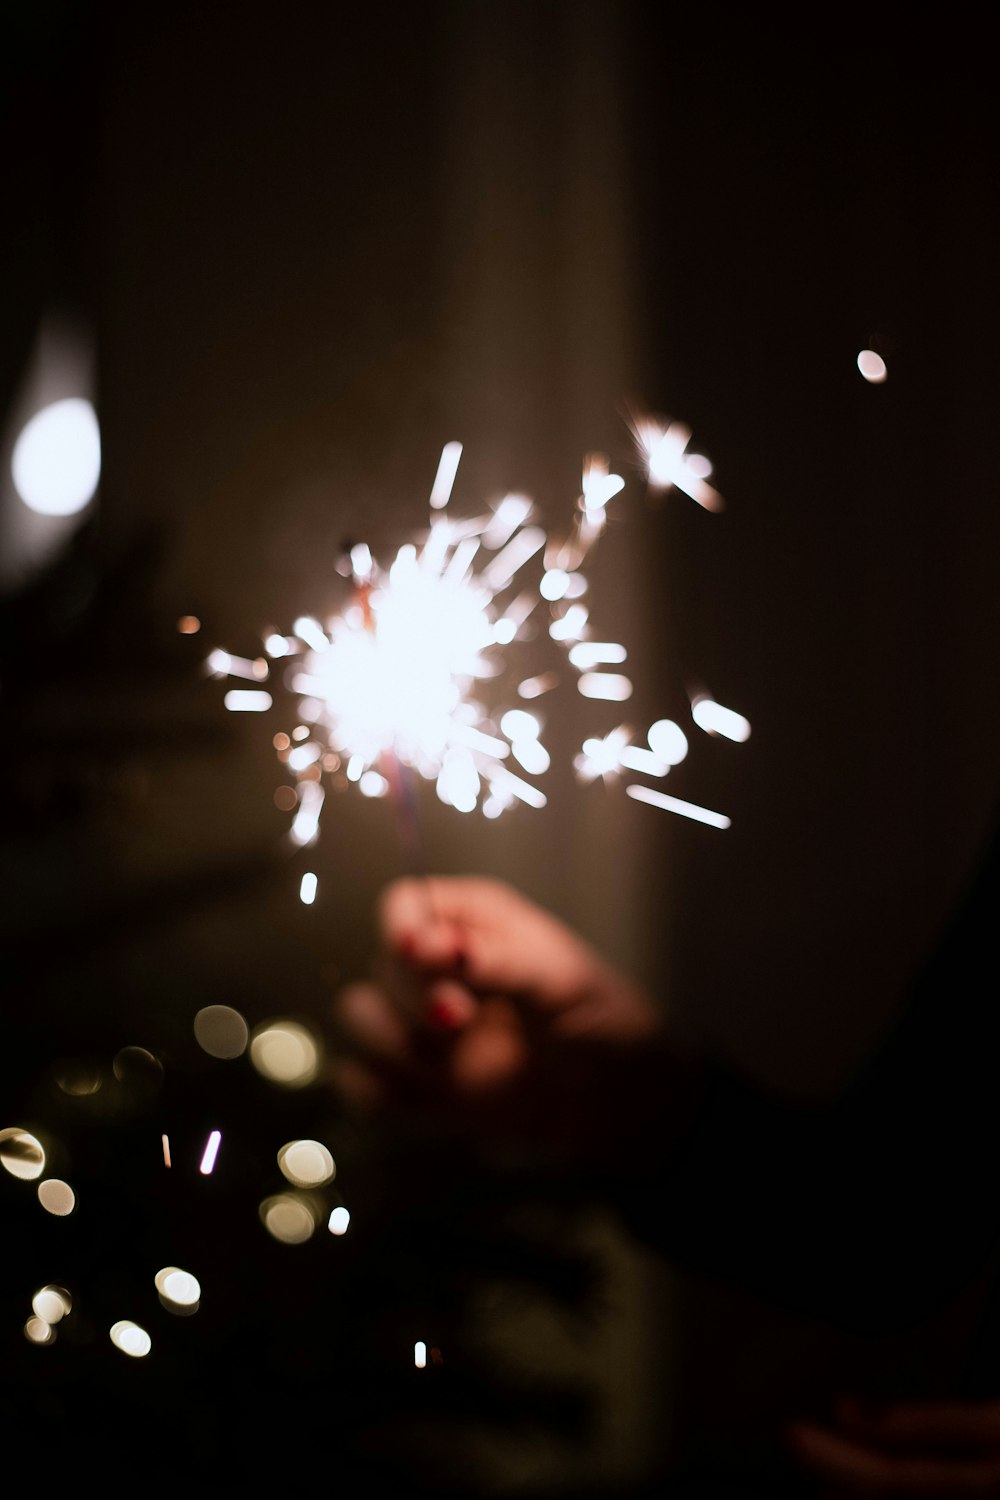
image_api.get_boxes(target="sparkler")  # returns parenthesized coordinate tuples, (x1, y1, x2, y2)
(211, 417, 743, 856)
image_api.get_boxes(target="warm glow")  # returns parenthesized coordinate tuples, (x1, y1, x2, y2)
(0, 1126, 45, 1181)
(250, 1020, 321, 1087)
(24, 1317, 55, 1345)
(32, 1286, 72, 1324)
(177, 615, 201, 634)
(110, 1320, 151, 1358)
(12, 397, 101, 515)
(260, 1193, 318, 1244)
(278, 1139, 335, 1188)
(691, 696, 751, 742)
(626, 783, 731, 829)
(162, 1133, 171, 1168)
(53, 1061, 103, 1096)
(155, 1267, 201, 1313)
(37, 1178, 76, 1216)
(193, 1005, 249, 1060)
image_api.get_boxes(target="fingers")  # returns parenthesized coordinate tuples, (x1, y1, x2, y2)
(836, 1397, 1000, 1451)
(789, 1416, 1000, 1496)
(379, 876, 613, 1015)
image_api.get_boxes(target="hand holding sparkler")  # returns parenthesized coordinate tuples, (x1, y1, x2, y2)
(332, 878, 703, 1170)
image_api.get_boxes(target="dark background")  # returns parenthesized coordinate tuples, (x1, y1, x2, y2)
(1, 5, 997, 1493)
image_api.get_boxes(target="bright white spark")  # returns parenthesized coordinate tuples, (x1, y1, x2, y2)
(212, 426, 740, 849)
(328, 1206, 351, 1236)
(12, 398, 101, 516)
(568, 642, 627, 670)
(199, 1130, 222, 1175)
(691, 696, 751, 742)
(618, 745, 667, 776)
(578, 672, 632, 701)
(647, 719, 689, 765)
(429, 442, 463, 509)
(299, 872, 318, 904)
(634, 416, 723, 512)
(626, 783, 731, 829)
(574, 726, 632, 782)
(414, 1341, 427, 1369)
(224, 690, 272, 712)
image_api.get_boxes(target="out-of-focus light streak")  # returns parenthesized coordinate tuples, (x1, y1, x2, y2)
(224, 689, 272, 712)
(577, 672, 632, 701)
(208, 648, 268, 680)
(568, 642, 626, 670)
(278, 1139, 335, 1188)
(110, 1320, 151, 1358)
(193, 1005, 249, 1060)
(647, 719, 688, 765)
(33, 1286, 71, 1324)
(575, 726, 632, 782)
(618, 745, 667, 776)
(156, 1267, 201, 1314)
(691, 695, 751, 742)
(857, 349, 888, 383)
(24, 1317, 55, 1345)
(162, 1133, 172, 1168)
(414, 1341, 427, 1369)
(633, 416, 723, 512)
(12, 397, 101, 516)
(199, 1130, 222, 1175)
(626, 783, 731, 829)
(37, 1178, 75, 1216)
(260, 1192, 318, 1244)
(0, 1127, 45, 1180)
(429, 441, 463, 509)
(517, 672, 558, 699)
(299, 872, 318, 905)
(250, 1020, 321, 1088)
(328, 1206, 351, 1236)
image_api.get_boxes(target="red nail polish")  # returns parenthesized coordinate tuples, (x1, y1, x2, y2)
(427, 996, 461, 1030)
